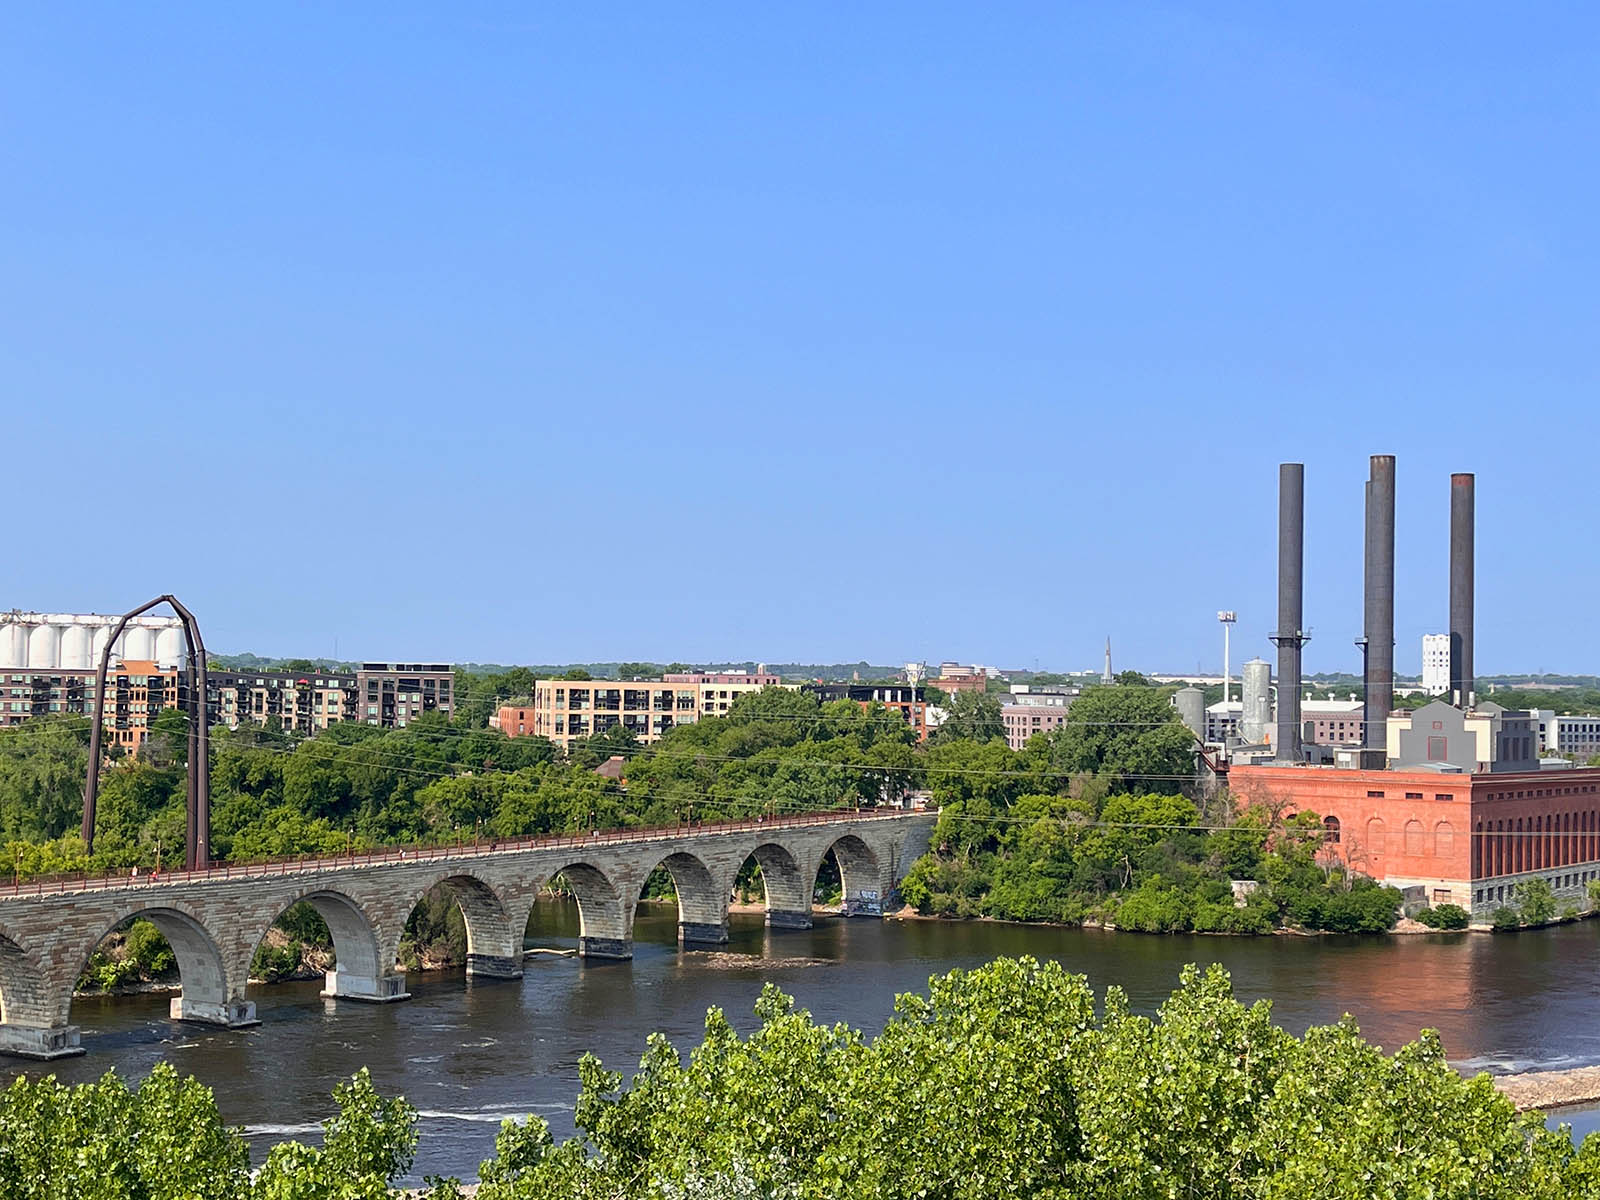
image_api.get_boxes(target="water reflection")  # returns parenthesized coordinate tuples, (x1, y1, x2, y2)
(14, 901, 1600, 1182)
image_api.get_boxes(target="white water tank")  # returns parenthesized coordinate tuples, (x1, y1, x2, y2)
(59, 624, 91, 669)
(1241, 659, 1272, 746)
(1, 620, 27, 669)
(122, 626, 156, 662)
(27, 624, 61, 669)
(155, 626, 185, 668)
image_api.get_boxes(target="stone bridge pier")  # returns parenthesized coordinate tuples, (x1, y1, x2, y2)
(0, 811, 934, 1058)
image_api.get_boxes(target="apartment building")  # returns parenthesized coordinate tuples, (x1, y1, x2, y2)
(665, 671, 782, 718)
(502, 671, 785, 750)
(1001, 685, 1078, 751)
(208, 669, 359, 735)
(1, 668, 94, 727)
(356, 663, 454, 728)
(803, 683, 928, 741)
(510, 680, 697, 749)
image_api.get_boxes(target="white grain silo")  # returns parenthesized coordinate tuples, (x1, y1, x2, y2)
(1, 618, 28, 669)
(123, 625, 156, 662)
(90, 623, 113, 667)
(154, 625, 185, 668)
(27, 623, 61, 669)
(59, 623, 91, 669)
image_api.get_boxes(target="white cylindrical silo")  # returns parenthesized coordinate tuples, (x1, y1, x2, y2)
(59, 624, 91, 670)
(1241, 658, 1272, 745)
(122, 626, 156, 662)
(91, 625, 112, 667)
(1173, 686, 1206, 740)
(155, 626, 185, 668)
(27, 624, 61, 670)
(1, 619, 27, 669)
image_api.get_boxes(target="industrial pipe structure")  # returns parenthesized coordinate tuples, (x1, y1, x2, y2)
(1450, 473, 1475, 707)
(1360, 455, 1396, 749)
(1269, 463, 1308, 762)
(82, 596, 210, 868)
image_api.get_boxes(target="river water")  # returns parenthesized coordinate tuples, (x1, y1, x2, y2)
(13, 901, 1600, 1182)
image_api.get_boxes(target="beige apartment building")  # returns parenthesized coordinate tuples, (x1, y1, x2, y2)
(498, 671, 783, 750)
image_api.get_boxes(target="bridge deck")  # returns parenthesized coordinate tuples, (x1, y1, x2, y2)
(0, 806, 924, 898)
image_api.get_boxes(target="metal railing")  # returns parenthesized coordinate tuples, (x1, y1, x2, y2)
(0, 807, 926, 899)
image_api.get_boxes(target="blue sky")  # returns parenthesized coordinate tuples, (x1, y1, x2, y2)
(5, 5, 1598, 674)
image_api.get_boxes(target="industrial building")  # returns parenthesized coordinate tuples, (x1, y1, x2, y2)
(1223, 459, 1600, 924)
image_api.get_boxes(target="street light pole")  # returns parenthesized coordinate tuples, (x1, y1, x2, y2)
(1217, 611, 1237, 705)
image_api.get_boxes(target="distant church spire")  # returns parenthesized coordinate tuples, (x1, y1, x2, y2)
(1103, 636, 1113, 684)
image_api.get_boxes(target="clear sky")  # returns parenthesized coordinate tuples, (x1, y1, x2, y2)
(5, 5, 1598, 674)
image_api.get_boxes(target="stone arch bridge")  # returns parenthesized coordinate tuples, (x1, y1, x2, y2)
(0, 809, 933, 1058)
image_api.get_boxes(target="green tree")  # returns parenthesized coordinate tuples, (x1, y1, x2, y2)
(1515, 877, 1558, 926)
(1045, 685, 1196, 794)
(453, 958, 1600, 1199)
(931, 690, 1005, 744)
(144, 706, 190, 767)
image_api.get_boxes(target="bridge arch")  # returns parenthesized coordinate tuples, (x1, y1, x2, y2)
(635, 850, 727, 945)
(818, 834, 883, 915)
(258, 888, 389, 1002)
(70, 904, 252, 1029)
(739, 841, 813, 929)
(0, 923, 78, 1058)
(0, 926, 39, 1026)
(544, 861, 631, 959)
(393, 872, 522, 981)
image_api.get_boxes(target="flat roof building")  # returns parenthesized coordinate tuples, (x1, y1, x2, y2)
(506, 672, 783, 750)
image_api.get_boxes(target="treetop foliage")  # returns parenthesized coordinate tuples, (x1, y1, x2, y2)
(4, 959, 1595, 1197)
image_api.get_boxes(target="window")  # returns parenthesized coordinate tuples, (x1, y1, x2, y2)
(1367, 790, 1385, 799)
(1435, 821, 1455, 858)
(1435, 793, 1454, 803)
(1404, 820, 1425, 855)
(1405, 792, 1423, 800)
(1323, 815, 1341, 844)
(1367, 817, 1386, 855)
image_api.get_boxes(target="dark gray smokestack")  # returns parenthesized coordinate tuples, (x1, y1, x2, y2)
(1363, 455, 1395, 748)
(1450, 472, 1475, 707)
(1271, 463, 1306, 761)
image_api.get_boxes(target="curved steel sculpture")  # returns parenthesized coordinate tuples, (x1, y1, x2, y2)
(81, 596, 209, 868)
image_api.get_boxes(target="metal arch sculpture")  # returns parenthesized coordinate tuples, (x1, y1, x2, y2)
(81, 596, 210, 869)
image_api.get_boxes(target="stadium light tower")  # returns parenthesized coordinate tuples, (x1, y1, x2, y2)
(1217, 611, 1237, 704)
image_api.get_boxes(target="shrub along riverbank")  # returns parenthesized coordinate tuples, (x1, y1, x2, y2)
(4, 958, 1599, 1198)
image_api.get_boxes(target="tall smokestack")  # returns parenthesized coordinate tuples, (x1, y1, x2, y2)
(1362, 455, 1395, 748)
(1450, 472, 1475, 707)
(1271, 463, 1306, 761)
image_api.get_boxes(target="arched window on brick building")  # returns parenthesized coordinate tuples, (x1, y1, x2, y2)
(1435, 820, 1455, 858)
(1367, 817, 1386, 855)
(1404, 819, 1425, 856)
(1323, 815, 1341, 844)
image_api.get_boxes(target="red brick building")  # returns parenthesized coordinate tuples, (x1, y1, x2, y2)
(1229, 764, 1600, 921)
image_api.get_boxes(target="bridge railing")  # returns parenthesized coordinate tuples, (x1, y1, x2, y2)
(0, 805, 927, 898)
